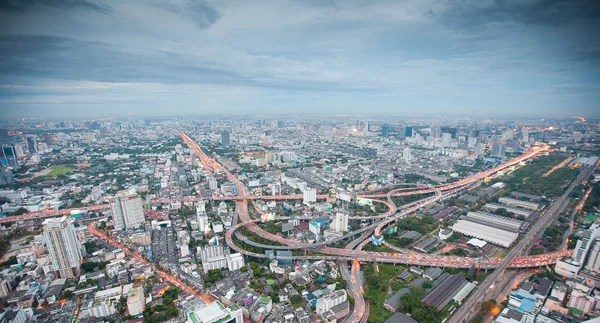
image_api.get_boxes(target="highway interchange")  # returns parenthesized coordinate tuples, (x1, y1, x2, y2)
(13, 131, 591, 323)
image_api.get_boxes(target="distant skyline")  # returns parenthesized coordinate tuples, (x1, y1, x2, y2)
(0, 0, 599, 119)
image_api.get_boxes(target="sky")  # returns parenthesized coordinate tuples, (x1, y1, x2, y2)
(0, 0, 599, 119)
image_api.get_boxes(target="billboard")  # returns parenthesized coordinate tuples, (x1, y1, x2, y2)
(387, 227, 397, 235)
(248, 180, 260, 187)
(245, 296, 254, 306)
(371, 235, 384, 246)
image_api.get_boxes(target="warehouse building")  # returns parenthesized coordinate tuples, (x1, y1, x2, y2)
(465, 211, 524, 232)
(452, 220, 518, 247)
(498, 197, 540, 210)
(423, 274, 467, 310)
(484, 203, 533, 218)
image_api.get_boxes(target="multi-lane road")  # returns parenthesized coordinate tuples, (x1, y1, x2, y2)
(449, 163, 598, 323)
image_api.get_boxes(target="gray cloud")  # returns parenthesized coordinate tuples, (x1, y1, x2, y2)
(0, 0, 112, 14)
(430, 0, 600, 28)
(146, 0, 220, 29)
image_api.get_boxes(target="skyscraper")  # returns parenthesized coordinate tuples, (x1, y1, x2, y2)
(585, 239, 600, 271)
(442, 133, 452, 146)
(491, 140, 505, 158)
(380, 124, 389, 137)
(221, 131, 230, 149)
(110, 193, 145, 230)
(331, 212, 349, 232)
(405, 126, 413, 138)
(403, 147, 412, 163)
(26, 137, 37, 155)
(43, 217, 83, 278)
(522, 127, 529, 142)
(0, 129, 10, 145)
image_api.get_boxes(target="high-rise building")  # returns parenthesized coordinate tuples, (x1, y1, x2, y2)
(467, 136, 477, 149)
(127, 287, 144, 316)
(403, 147, 412, 163)
(196, 201, 209, 232)
(405, 126, 413, 138)
(221, 131, 230, 149)
(200, 245, 228, 273)
(441, 133, 452, 146)
(574, 224, 600, 265)
(208, 177, 218, 190)
(1, 146, 18, 168)
(41, 132, 53, 146)
(491, 140, 505, 158)
(226, 253, 245, 271)
(522, 127, 529, 142)
(303, 187, 317, 204)
(380, 124, 389, 137)
(43, 217, 83, 278)
(316, 290, 347, 315)
(331, 212, 349, 232)
(503, 129, 514, 141)
(26, 137, 37, 155)
(0, 129, 10, 145)
(110, 194, 145, 230)
(432, 124, 442, 139)
(475, 142, 484, 157)
(585, 239, 600, 271)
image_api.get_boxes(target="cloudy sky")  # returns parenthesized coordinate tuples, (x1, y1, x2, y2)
(0, 0, 599, 119)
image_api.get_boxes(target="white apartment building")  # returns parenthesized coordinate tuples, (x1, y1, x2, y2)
(200, 245, 228, 273)
(226, 253, 245, 271)
(111, 193, 145, 230)
(316, 290, 347, 315)
(303, 187, 317, 204)
(43, 217, 83, 278)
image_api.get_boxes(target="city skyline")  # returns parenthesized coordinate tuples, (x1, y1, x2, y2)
(1, 0, 599, 119)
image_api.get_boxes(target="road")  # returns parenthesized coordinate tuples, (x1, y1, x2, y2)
(88, 223, 214, 304)
(449, 164, 597, 323)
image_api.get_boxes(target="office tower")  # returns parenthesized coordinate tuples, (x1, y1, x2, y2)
(432, 124, 442, 139)
(41, 132, 53, 146)
(26, 137, 37, 155)
(363, 121, 369, 132)
(303, 187, 317, 204)
(442, 133, 452, 146)
(403, 147, 412, 163)
(522, 127, 529, 142)
(110, 193, 145, 230)
(468, 136, 477, 149)
(475, 142, 484, 157)
(585, 239, 600, 271)
(405, 126, 414, 138)
(221, 131, 230, 149)
(331, 212, 349, 232)
(1, 146, 18, 168)
(43, 217, 83, 278)
(503, 129, 514, 141)
(380, 124, 389, 137)
(491, 140, 505, 158)
(0, 129, 10, 144)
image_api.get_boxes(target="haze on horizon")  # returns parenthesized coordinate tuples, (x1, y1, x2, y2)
(0, 0, 599, 119)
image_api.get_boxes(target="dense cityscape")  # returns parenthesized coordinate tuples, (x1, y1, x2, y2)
(0, 116, 598, 323)
(1, 0, 600, 322)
